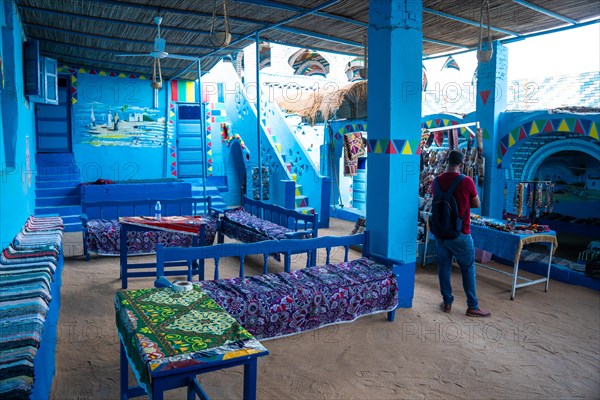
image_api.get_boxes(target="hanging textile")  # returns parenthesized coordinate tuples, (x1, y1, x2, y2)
(514, 183, 525, 218)
(434, 131, 444, 147)
(536, 183, 543, 218)
(343, 132, 365, 176)
(544, 183, 554, 214)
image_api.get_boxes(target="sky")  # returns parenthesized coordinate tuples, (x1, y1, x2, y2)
(422, 22, 600, 87)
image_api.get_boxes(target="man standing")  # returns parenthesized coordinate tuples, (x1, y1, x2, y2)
(432, 150, 490, 317)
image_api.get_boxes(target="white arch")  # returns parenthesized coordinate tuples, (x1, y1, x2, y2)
(521, 139, 600, 181)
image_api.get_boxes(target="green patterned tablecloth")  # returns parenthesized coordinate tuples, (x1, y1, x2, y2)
(115, 286, 267, 393)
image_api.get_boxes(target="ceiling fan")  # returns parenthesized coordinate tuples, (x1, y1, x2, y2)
(117, 15, 199, 89)
(116, 16, 199, 62)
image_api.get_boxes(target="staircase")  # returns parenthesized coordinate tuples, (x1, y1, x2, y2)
(271, 133, 315, 215)
(187, 176, 228, 210)
(35, 153, 81, 232)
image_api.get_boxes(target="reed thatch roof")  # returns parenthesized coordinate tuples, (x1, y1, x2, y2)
(15, 0, 600, 80)
(277, 80, 367, 124)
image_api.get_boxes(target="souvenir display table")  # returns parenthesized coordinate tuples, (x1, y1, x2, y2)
(115, 286, 268, 400)
(470, 216, 558, 300)
(119, 216, 211, 289)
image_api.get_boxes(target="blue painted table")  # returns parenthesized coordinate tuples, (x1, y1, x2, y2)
(115, 286, 268, 400)
(471, 222, 558, 300)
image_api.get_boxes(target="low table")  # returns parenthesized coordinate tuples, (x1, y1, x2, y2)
(471, 222, 558, 300)
(119, 216, 208, 288)
(115, 286, 268, 400)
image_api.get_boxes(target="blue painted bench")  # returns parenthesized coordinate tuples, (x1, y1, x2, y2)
(80, 197, 217, 261)
(216, 195, 318, 246)
(155, 232, 403, 340)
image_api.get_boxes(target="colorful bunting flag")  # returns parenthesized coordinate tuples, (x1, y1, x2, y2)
(441, 56, 460, 71)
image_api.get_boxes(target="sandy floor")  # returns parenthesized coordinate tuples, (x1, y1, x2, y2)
(51, 219, 600, 399)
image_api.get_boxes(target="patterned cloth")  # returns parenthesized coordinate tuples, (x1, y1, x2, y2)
(0, 216, 62, 400)
(222, 207, 298, 261)
(86, 214, 218, 256)
(343, 132, 365, 177)
(222, 207, 293, 242)
(115, 287, 267, 394)
(198, 257, 398, 340)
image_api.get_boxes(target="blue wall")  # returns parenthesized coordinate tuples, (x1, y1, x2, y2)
(72, 72, 168, 182)
(0, 1, 37, 247)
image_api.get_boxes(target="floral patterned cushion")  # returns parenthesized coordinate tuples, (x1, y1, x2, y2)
(197, 257, 398, 340)
(86, 214, 217, 256)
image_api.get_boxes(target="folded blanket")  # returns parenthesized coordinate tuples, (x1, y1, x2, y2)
(0, 316, 46, 351)
(0, 359, 34, 381)
(4, 245, 59, 258)
(0, 261, 56, 275)
(0, 272, 53, 290)
(0, 374, 34, 400)
(0, 346, 37, 366)
(0, 298, 49, 321)
(0, 282, 52, 305)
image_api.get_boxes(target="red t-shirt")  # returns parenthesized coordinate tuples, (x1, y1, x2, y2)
(432, 172, 478, 234)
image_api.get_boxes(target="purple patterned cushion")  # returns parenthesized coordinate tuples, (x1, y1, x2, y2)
(197, 257, 398, 340)
(223, 207, 292, 239)
(86, 215, 217, 256)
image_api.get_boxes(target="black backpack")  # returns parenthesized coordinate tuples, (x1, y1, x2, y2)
(429, 174, 467, 240)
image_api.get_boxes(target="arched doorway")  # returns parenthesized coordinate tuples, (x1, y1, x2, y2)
(228, 140, 247, 205)
(534, 150, 600, 220)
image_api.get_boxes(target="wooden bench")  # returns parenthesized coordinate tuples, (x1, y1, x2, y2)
(154, 232, 404, 340)
(215, 196, 318, 246)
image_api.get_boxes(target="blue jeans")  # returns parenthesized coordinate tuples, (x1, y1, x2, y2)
(436, 233, 479, 309)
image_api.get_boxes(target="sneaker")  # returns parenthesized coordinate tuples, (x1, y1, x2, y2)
(440, 302, 452, 313)
(466, 308, 491, 317)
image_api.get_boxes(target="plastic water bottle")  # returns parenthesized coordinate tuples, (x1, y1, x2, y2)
(154, 201, 162, 220)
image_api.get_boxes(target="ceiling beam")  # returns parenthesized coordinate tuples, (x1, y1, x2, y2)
(232, 0, 368, 28)
(91, 0, 267, 28)
(40, 51, 176, 72)
(512, 0, 578, 25)
(32, 37, 199, 63)
(24, 23, 214, 52)
(274, 26, 363, 48)
(423, 37, 469, 50)
(17, 4, 243, 40)
(423, 7, 520, 37)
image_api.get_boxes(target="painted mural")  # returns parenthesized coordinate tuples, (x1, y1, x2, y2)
(73, 73, 166, 147)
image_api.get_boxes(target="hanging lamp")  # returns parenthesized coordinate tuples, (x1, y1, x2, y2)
(209, 0, 232, 48)
(358, 34, 367, 79)
(477, 0, 493, 63)
(151, 58, 163, 90)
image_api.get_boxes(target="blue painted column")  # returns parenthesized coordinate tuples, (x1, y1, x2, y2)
(476, 41, 508, 218)
(367, 0, 422, 307)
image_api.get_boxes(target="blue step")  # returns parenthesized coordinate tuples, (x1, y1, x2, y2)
(36, 186, 80, 197)
(61, 214, 83, 232)
(36, 166, 80, 182)
(35, 152, 76, 164)
(35, 205, 82, 216)
(35, 180, 81, 189)
(36, 195, 80, 207)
